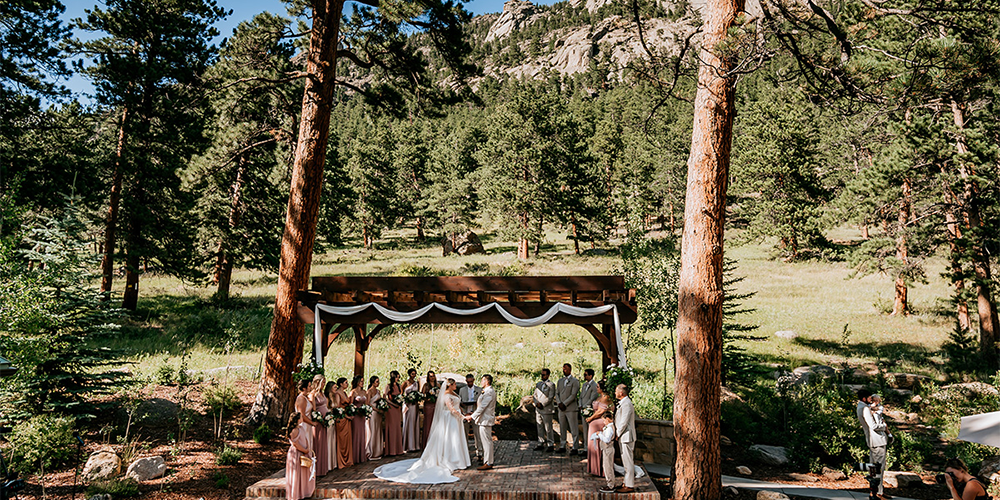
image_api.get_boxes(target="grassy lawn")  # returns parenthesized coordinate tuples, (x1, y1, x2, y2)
(100, 225, 957, 419)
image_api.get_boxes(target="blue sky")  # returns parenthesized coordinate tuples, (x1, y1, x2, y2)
(60, 0, 550, 99)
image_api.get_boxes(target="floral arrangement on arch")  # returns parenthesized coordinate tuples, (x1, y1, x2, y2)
(293, 361, 324, 383)
(605, 364, 635, 393)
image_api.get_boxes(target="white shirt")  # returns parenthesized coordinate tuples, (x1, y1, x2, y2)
(591, 422, 615, 444)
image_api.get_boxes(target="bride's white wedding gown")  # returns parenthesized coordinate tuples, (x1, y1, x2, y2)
(374, 391, 471, 484)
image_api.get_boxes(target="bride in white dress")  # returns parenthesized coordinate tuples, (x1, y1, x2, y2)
(374, 378, 471, 484)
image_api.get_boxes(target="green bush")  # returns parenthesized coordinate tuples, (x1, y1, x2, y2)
(253, 423, 273, 445)
(155, 363, 176, 385)
(213, 471, 230, 489)
(7, 414, 76, 476)
(214, 444, 242, 465)
(203, 383, 241, 414)
(86, 478, 140, 498)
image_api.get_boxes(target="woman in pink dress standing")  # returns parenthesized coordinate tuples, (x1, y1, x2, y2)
(311, 375, 330, 476)
(367, 375, 385, 459)
(350, 375, 370, 463)
(285, 412, 316, 500)
(585, 380, 611, 476)
(420, 371, 439, 448)
(402, 368, 420, 452)
(384, 370, 404, 456)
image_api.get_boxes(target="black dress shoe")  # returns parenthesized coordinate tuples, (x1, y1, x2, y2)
(545, 446, 554, 452)
(534, 444, 545, 451)
(556, 448, 567, 454)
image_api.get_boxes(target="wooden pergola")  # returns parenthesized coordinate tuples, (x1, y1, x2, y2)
(297, 276, 637, 377)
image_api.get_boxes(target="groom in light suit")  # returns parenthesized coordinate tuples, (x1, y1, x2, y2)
(466, 374, 496, 470)
(555, 363, 581, 455)
(614, 384, 637, 493)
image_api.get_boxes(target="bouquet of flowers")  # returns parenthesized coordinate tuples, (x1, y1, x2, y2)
(325, 409, 342, 426)
(343, 404, 357, 417)
(311, 410, 328, 427)
(375, 398, 389, 413)
(391, 394, 404, 406)
(424, 387, 438, 405)
(358, 404, 374, 417)
(403, 391, 423, 405)
(581, 406, 595, 418)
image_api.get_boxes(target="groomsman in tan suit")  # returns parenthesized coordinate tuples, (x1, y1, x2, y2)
(555, 363, 581, 455)
(615, 384, 636, 493)
(533, 368, 556, 451)
(576, 368, 598, 450)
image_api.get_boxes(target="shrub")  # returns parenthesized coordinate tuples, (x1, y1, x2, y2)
(7, 414, 76, 476)
(214, 444, 242, 465)
(253, 423, 273, 445)
(155, 363, 175, 385)
(889, 430, 933, 472)
(213, 471, 230, 489)
(86, 478, 140, 498)
(203, 383, 241, 414)
(605, 365, 635, 393)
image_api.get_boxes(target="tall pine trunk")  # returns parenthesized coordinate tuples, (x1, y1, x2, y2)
(518, 211, 529, 260)
(248, 0, 343, 426)
(952, 100, 1000, 367)
(891, 178, 911, 316)
(214, 157, 246, 300)
(122, 192, 142, 311)
(672, 0, 742, 498)
(101, 107, 128, 296)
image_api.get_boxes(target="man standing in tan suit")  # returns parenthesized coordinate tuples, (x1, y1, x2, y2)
(555, 363, 581, 455)
(577, 368, 598, 450)
(467, 374, 497, 470)
(615, 384, 636, 493)
(533, 368, 556, 451)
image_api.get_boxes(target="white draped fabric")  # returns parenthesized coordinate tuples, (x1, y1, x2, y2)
(312, 301, 626, 368)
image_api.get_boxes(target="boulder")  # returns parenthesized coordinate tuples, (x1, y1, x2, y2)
(756, 491, 789, 500)
(821, 467, 846, 481)
(787, 473, 818, 482)
(736, 466, 752, 475)
(134, 398, 179, 426)
(485, 0, 540, 43)
(791, 365, 836, 385)
(774, 330, 798, 339)
(514, 343, 525, 349)
(884, 471, 923, 488)
(846, 368, 871, 382)
(720, 435, 733, 446)
(886, 372, 930, 390)
(932, 382, 999, 401)
(978, 455, 1000, 483)
(125, 456, 166, 482)
(550, 342, 567, 349)
(83, 450, 121, 482)
(454, 231, 485, 256)
(748, 445, 789, 466)
(88, 495, 112, 500)
(723, 486, 740, 498)
(442, 237, 454, 256)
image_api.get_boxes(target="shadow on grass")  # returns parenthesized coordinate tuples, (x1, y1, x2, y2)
(792, 337, 937, 368)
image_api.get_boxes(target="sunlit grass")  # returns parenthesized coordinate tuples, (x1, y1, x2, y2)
(101, 225, 956, 419)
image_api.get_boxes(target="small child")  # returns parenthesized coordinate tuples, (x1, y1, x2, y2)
(870, 394, 893, 444)
(591, 412, 616, 493)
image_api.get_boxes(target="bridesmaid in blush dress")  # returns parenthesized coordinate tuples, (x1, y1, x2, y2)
(402, 368, 420, 452)
(420, 371, 439, 448)
(324, 381, 338, 470)
(367, 375, 385, 459)
(586, 380, 612, 476)
(285, 412, 315, 500)
(311, 375, 330, 476)
(350, 375, 370, 463)
(334, 377, 354, 468)
(384, 370, 404, 456)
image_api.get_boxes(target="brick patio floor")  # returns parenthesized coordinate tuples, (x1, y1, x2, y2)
(246, 440, 659, 500)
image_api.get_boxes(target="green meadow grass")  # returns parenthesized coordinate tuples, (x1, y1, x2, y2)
(101, 225, 956, 419)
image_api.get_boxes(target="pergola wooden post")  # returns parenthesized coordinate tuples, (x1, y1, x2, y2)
(298, 276, 636, 378)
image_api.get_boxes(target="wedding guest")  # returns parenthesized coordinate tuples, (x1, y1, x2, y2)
(585, 380, 612, 476)
(533, 368, 556, 452)
(555, 363, 581, 455)
(367, 375, 385, 460)
(324, 381, 338, 469)
(350, 375, 370, 463)
(402, 368, 420, 452)
(333, 377, 353, 468)
(577, 369, 598, 451)
(286, 412, 315, 500)
(311, 375, 330, 476)
(421, 370, 439, 448)
(615, 384, 637, 494)
(385, 370, 404, 456)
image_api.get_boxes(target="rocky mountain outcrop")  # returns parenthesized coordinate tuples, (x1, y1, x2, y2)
(485, 0, 544, 42)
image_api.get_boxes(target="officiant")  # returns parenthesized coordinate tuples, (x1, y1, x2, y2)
(459, 373, 484, 462)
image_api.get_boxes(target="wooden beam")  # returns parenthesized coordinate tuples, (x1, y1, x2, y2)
(312, 275, 628, 293)
(353, 324, 368, 379)
(326, 323, 351, 351)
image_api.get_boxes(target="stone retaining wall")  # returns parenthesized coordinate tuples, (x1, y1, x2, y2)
(635, 418, 674, 465)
